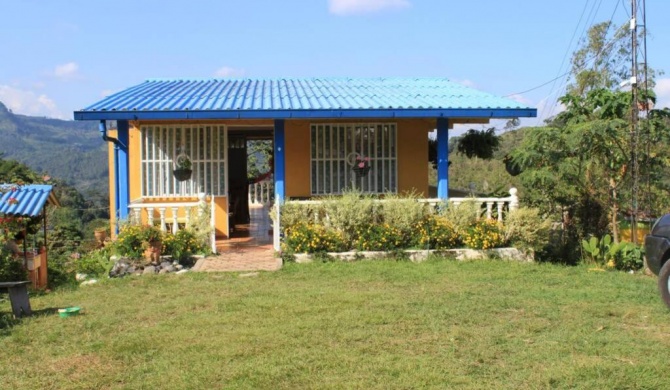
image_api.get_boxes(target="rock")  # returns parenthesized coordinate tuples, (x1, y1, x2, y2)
(75, 273, 88, 281)
(80, 279, 98, 286)
(133, 270, 143, 276)
(160, 261, 172, 269)
(175, 269, 189, 275)
(163, 265, 176, 273)
(127, 266, 135, 274)
(143, 266, 156, 275)
(175, 264, 184, 270)
(159, 268, 169, 274)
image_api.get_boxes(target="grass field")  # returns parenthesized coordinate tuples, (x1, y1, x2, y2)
(1, 258, 669, 389)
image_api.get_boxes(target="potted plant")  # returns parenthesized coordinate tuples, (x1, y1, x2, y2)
(173, 151, 192, 181)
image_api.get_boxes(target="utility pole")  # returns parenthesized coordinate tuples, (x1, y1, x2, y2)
(630, 0, 640, 243)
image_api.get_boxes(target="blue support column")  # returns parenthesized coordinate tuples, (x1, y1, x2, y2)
(116, 120, 130, 220)
(273, 120, 286, 251)
(274, 120, 286, 203)
(437, 118, 449, 200)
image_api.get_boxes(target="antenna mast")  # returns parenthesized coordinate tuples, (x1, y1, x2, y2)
(630, 0, 640, 243)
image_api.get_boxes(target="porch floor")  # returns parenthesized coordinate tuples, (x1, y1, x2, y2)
(194, 204, 280, 272)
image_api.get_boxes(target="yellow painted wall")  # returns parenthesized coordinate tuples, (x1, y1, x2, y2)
(285, 121, 311, 197)
(283, 119, 431, 197)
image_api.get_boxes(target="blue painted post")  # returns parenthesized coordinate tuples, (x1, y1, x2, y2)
(437, 118, 449, 200)
(273, 120, 286, 251)
(116, 120, 130, 221)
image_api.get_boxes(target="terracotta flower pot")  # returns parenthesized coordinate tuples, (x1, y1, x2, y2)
(143, 241, 162, 263)
(94, 229, 107, 242)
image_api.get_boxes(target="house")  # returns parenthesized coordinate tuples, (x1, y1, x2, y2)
(74, 78, 536, 250)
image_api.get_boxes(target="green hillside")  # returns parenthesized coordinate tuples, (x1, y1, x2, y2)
(0, 101, 108, 195)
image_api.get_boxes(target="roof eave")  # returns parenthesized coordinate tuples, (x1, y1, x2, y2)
(74, 108, 537, 121)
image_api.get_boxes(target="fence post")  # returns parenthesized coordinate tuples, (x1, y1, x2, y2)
(509, 187, 519, 212)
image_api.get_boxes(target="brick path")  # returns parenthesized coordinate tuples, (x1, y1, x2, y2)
(193, 245, 282, 272)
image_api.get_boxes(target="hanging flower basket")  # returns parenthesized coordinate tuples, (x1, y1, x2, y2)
(352, 155, 371, 178)
(173, 151, 192, 181)
(503, 155, 522, 177)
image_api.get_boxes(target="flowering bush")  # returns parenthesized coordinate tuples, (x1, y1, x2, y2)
(113, 224, 163, 259)
(353, 223, 404, 251)
(462, 219, 507, 249)
(283, 223, 346, 253)
(414, 215, 460, 249)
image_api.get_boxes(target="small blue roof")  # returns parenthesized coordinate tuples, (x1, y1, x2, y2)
(74, 78, 536, 121)
(0, 184, 59, 217)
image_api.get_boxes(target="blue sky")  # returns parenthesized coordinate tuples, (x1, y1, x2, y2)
(1, 0, 669, 130)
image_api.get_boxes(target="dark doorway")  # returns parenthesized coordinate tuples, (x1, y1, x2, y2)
(228, 135, 249, 225)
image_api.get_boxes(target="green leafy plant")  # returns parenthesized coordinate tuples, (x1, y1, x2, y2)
(581, 234, 610, 265)
(607, 241, 644, 271)
(503, 207, 552, 253)
(76, 247, 114, 277)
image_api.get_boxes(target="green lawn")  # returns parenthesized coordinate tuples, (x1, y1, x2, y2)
(1, 258, 669, 389)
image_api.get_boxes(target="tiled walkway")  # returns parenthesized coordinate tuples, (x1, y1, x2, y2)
(194, 205, 282, 272)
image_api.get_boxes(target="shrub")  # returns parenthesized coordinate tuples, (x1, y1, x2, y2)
(0, 247, 27, 283)
(274, 201, 323, 234)
(353, 223, 404, 251)
(322, 190, 378, 241)
(608, 242, 644, 271)
(414, 215, 460, 249)
(113, 224, 163, 259)
(503, 207, 552, 252)
(439, 200, 481, 236)
(76, 247, 113, 276)
(378, 192, 426, 242)
(283, 222, 346, 253)
(162, 229, 207, 263)
(462, 219, 507, 249)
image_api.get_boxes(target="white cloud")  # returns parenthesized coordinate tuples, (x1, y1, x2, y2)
(100, 89, 117, 98)
(214, 66, 246, 78)
(328, 0, 411, 15)
(0, 85, 64, 118)
(654, 78, 670, 109)
(455, 79, 476, 88)
(53, 62, 80, 80)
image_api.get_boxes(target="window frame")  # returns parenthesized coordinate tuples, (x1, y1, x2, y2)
(140, 124, 228, 198)
(310, 122, 398, 195)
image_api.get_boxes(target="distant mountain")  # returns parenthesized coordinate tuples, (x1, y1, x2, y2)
(0, 101, 108, 195)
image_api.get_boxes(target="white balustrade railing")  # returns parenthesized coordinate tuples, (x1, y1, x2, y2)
(420, 188, 519, 222)
(128, 193, 210, 234)
(285, 188, 520, 224)
(249, 179, 274, 206)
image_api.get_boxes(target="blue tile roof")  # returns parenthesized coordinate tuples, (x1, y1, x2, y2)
(74, 78, 536, 121)
(0, 184, 58, 217)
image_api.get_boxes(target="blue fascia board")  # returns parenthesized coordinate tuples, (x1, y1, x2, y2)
(74, 108, 537, 121)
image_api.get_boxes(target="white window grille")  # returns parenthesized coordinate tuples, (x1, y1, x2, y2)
(310, 123, 397, 195)
(140, 125, 227, 197)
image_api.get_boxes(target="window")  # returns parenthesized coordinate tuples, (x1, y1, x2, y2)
(310, 123, 397, 195)
(140, 125, 227, 197)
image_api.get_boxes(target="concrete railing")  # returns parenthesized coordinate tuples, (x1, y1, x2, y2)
(128, 194, 209, 234)
(249, 179, 274, 206)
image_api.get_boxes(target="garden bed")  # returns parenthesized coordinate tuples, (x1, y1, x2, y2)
(292, 247, 532, 263)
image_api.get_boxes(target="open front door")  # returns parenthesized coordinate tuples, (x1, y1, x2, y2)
(228, 135, 250, 229)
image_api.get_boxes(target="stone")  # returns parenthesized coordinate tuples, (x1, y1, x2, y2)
(160, 261, 172, 269)
(80, 279, 98, 286)
(143, 266, 156, 275)
(159, 268, 169, 274)
(75, 273, 88, 281)
(175, 269, 189, 275)
(175, 264, 184, 270)
(127, 266, 135, 274)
